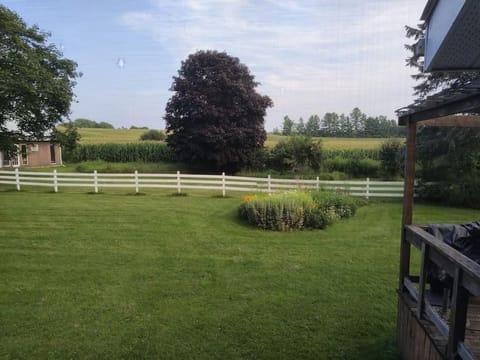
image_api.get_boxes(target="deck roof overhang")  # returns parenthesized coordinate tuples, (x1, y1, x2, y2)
(397, 80, 480, 125)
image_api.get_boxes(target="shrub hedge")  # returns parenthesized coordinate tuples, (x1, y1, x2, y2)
(239, 191, 359, 231)
(69, 142, 382, 179)
(140, 129, 165, 141)
(323, 157, 380, 178)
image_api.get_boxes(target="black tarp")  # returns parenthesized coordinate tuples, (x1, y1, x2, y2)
(427, 221, 480, 264)
(425, 222, 480, 293)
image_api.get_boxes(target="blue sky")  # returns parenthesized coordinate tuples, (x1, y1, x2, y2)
(3, 0, 425, 130)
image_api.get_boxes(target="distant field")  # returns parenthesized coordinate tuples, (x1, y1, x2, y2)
(63, 127, 149, 144)
(70, 128, 397, 150)
(79, 128, 149, 144)
(265, 135, 395, 149)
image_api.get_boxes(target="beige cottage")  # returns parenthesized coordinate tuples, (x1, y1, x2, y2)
(0, 141, 62, 168)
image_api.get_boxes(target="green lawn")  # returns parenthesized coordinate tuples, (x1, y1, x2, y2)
(1, 189, 478, 359)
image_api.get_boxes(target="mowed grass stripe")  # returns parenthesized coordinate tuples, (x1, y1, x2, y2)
(1, 190, 478, 359)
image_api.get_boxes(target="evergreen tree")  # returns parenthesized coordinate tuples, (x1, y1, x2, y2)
(305, 115, 320, 137)
(281, 116, 295, 136)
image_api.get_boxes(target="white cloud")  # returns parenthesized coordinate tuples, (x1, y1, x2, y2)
(120, 0, 425, 129)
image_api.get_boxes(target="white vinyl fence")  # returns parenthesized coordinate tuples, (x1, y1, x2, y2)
(0, 169, 404, 198)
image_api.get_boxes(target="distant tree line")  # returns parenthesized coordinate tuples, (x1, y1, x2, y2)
(277, 108, 405, 138)
(71, 118, 114, 129)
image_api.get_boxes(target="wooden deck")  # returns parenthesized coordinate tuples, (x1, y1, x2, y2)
(398, 293, 480, 359)
(464, 297, 480, 356)
(398, 295, 480, 360)
(398, 224, 480, 359)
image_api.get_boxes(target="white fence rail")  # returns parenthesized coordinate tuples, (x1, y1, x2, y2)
(0, 169, 404, 198)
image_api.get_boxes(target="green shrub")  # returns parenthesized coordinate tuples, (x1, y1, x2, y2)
(348, 158, 379, 178)
(323, 157, 379, 178)
(304, 206, 340, 229)
(140, 129, 165, 141)
(239, 191, 359, 231)
(245, 148, 272, 171)
(269, 136, 322, 173)
(323, 156, 349, 173)
(379, 139, 403, 179)
(311, 191, 357, 218)
(239, 191, 313, 231)
(417, 177, 480, 209)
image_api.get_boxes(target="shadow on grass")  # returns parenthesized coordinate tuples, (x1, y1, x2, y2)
(0, 188, 20, 193)
(168, 192, 188, 197)
(211, 194, 233, 199)
(126, 192, 147, 196)
(354, 334, 400, 360)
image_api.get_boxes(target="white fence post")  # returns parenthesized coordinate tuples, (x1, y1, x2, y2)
(53, 169, 58, 193)
(0, 171, 404, 198)
(134, 170, 139, 194)
(177, 171, 181, 194)
(94, 170, 98, 193)
(222, 172, 226, 197)
(15, 168, 20, 191)
(366, 177, 370, 200)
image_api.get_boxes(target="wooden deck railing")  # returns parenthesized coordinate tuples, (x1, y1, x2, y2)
(402, 225, 480, 359)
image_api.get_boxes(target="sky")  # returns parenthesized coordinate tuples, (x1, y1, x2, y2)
(3, 0, 426, 130)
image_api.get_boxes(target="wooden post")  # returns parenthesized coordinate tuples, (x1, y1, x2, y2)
(222, 172, 226, 197)
(399, 120, 417, 290)
(447, 268, 470, 359)
(316, 176, 320, 191)
(134, 170, 139, 194)
(417, 242, 429, 319)
(267, 174, 271, 193)
(53, 169, 58, 193)
(15, 168, 20, 191)
(94, 170, 98, 193)
(177, 171, 181, 194)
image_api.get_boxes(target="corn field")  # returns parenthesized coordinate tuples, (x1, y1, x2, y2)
(323, 149, 381, 161)
(71, 143, 175, 163)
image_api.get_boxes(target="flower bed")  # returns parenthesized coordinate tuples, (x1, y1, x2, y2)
(239, 191, 358, 231)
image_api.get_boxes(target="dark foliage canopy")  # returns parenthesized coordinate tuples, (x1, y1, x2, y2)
(416, 126, 480, 208)
(405, 24, 480, 207)
(164, 50, 272, 172)
(0, 5, 79, 152)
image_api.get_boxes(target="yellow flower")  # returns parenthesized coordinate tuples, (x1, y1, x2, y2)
(242, 195, 254, 202)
